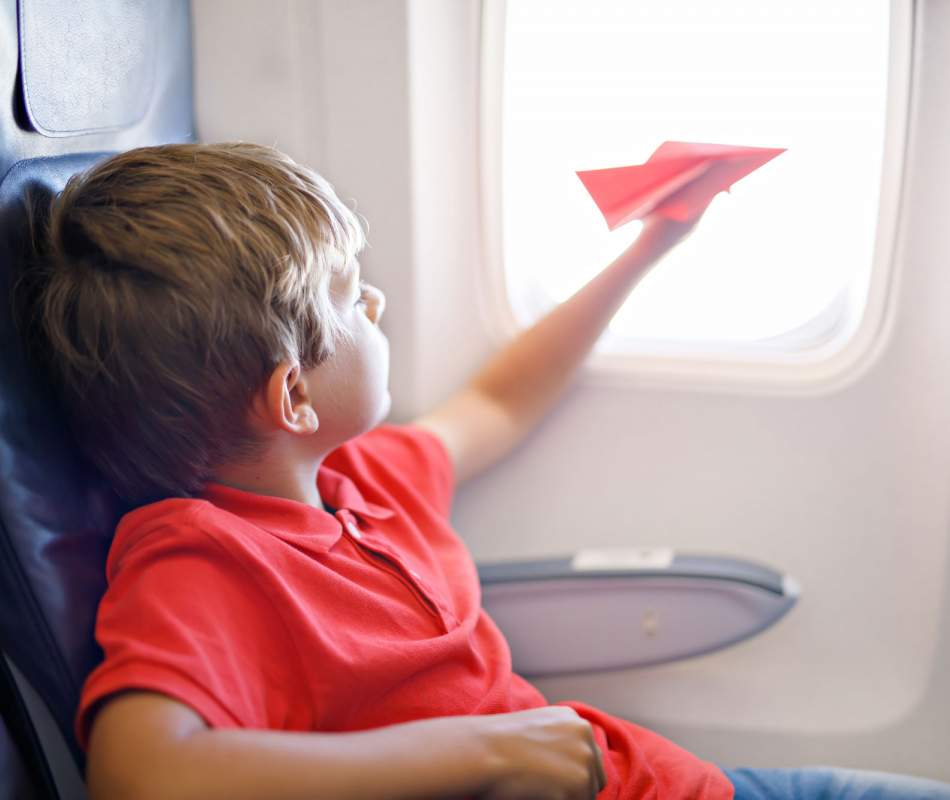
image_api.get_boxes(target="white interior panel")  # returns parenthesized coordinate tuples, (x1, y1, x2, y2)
(191, 0, 950, 780)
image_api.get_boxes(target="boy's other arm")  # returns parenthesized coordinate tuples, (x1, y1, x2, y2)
(413, 215, 700, 485)
(86, 691, 606, 800)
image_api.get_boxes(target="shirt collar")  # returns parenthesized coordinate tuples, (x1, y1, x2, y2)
(199, 463, 394, 552)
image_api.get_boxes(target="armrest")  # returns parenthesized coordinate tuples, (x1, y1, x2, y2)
(477, 548, 800, 677)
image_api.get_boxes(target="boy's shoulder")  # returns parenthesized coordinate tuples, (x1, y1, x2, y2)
(106, 497, 218, 579)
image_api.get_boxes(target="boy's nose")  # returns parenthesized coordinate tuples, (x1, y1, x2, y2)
(366, 284, 385, 324)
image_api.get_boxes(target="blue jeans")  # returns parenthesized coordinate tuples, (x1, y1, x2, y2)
(721, 766, 950, 799)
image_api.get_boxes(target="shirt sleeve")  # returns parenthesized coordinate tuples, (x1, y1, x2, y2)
(364, 423, 456, 518)
(74, 524, 300, 752)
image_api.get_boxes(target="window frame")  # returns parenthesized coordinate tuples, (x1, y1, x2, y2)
(477, 0, 915, 397)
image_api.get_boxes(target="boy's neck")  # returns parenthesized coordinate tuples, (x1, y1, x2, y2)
(211, 455, 327, 511)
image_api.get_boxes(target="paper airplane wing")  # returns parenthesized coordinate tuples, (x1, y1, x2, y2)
(577, 141, 786, 230)
(648, 140, 782, 162)
(576, 156, 711, 231)
(650, 142, 787, 222)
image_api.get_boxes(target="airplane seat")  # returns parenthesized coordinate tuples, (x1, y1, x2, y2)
(0, 2, 800, 799)
(0, 1, 194, 797)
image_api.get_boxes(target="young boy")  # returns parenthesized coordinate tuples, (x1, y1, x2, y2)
(26, 143, 950, 800)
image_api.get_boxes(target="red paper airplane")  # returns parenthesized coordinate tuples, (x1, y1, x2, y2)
(576, 141, 786, 230)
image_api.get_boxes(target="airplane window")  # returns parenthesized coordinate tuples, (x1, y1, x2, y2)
(490, 0, 897, 367)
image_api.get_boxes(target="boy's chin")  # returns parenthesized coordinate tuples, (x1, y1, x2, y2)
(348, 390, 391, 437)
(351, 389, 393, 437)
(377, 388, 392, 423)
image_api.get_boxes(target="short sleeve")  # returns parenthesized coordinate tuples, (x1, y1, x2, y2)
(363, 424, 456, 517)
(74, 525, 300, 752)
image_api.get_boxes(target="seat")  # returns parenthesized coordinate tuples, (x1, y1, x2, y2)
(0, 1, 193, 797)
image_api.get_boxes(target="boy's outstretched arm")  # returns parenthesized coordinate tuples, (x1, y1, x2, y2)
(413, 214, 701, 485)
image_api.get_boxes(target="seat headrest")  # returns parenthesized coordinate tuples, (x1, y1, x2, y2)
(18, 0, 163, 137)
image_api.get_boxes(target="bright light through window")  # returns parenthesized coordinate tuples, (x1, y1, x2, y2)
(501, 0, 891, 349)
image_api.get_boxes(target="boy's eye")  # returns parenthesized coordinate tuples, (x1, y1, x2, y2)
(355, 280, 369, 306)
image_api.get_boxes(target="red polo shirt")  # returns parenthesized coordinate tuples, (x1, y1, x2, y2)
(75, 423, 733, 799)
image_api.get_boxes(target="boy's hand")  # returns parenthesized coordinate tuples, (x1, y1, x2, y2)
(470, 706, 607, 799)
(619, 209, 706, 269)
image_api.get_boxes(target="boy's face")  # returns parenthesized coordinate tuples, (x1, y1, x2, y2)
(306, 259, 391, 443)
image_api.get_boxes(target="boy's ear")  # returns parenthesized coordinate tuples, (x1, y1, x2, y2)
(261, 361, 319, 435)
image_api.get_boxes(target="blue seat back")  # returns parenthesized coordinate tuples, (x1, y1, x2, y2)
(0, 0, 195, 787)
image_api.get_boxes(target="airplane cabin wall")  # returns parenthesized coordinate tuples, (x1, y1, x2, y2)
(192, 0, 950, 780)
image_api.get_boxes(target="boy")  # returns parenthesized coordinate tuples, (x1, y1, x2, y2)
(24, 143, 950, 799)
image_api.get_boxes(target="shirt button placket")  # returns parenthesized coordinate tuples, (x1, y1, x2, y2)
(408, 573, 454, 631)
(346, 523, 451, 633)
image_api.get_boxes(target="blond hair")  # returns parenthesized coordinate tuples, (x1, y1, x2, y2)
(17, 142, 366, 505)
